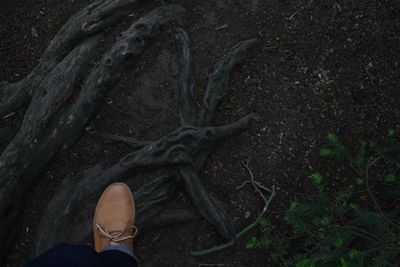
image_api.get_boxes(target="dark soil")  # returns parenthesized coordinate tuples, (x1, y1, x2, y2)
(1, 0, 400, 266)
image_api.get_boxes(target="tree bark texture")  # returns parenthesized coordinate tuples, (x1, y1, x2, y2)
(0, 0, 154, 118)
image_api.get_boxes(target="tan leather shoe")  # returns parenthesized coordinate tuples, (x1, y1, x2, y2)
(93, 182, 138, 252)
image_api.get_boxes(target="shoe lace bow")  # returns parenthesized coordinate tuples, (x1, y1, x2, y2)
(96, 224, 137, 242)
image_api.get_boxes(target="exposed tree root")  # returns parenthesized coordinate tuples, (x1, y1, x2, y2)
(0, 1, 256, 261)
(34, 28, 256, 255)
(191, 160, 276, 256)
(0, 0, 147, 118)
(0, 4, 185, 262)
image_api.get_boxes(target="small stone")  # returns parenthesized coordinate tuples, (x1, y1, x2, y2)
(31, 27, 39, 38)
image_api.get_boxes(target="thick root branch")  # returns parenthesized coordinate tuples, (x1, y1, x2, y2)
(199, 39, 256, 126)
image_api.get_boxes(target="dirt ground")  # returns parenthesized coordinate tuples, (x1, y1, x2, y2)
(1, 0, 400, 266)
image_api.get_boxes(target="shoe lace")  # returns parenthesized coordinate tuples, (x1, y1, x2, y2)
(96, 224, 138, 242)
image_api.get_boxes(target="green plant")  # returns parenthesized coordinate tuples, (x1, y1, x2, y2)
(247, 131, 400, 266)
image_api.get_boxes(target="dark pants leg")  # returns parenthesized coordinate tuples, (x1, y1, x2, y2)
(24, 243, 138, 267)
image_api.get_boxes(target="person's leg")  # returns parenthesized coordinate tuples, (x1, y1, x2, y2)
(24, 243, 138, 267)
(102, 244, 137, 259)
(24, 183, 139, 266)
(98, 248, 138, 266)
(24, 243, 105, 267)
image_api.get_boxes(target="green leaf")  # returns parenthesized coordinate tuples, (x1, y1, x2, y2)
(327, 133, 338, 142)
(289, 201, 298, 210)
(309, 173, 322, 184)
(349, 203, 359, 210)
(320, 149, 333, 156)
(335, 238, 344, 248)
(355, 178, 364, 185)
(384, 174, 395, 183)
(320, 217, 330, 225)
(340, 257, 348, 267)
(348, 250, 358, 259)
(246, 236, 257, 249)
(246, 243, 254, 249)
(327, 133, 339, 142)
(388, 129, 395, 136)
(295, 259, 315, 267)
